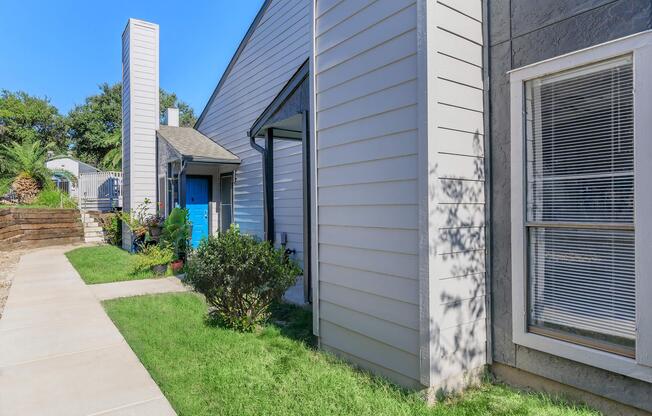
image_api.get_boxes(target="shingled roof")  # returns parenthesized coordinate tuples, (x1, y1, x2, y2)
(156, 126, 240, 164)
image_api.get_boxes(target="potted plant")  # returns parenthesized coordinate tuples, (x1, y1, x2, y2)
(133, 244, 175, 276)
(144, 213, 165, 239)
(160, 208, 191, 275)
(118, 199, 152, 250)
(160, 207, 191, 261)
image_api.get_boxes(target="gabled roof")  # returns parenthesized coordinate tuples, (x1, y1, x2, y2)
(47, 155, 99, 172)
(195, 0, 273, 128)
(157, 126, 240, 164)
(249, 59, 309, 139)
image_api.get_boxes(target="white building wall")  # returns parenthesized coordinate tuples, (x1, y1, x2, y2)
(312, 0, 486, 391)
(313, 0, 422, 387)
(121, 19, 159, 249)
(422, 0, 487, 391)
(196, 0, 310, 266)
(46, 158, 81, 178)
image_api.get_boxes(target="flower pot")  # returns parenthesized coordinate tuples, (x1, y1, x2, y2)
(171, 259, 184, 273)
(151, 264, 168, 276)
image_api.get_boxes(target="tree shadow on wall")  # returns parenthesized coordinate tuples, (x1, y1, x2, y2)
(428, 130, 487, 398)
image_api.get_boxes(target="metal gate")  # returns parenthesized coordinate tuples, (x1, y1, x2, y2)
(78, 171, 122, 211)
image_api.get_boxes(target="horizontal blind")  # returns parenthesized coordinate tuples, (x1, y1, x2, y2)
(525, 56, 636, 353)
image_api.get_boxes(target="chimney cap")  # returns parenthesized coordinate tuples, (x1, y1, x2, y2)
(165, 108, 180, 127)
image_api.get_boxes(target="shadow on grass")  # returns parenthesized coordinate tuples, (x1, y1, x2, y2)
(268, 302, 316, 347)
(203, 302, 316, 348)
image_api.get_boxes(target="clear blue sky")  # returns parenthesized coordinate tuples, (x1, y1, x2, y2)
(0, 0, 265, 115)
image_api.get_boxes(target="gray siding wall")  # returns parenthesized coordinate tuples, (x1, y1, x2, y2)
(427, 0, 486, 388)
(196, 0, 310, 266)
(314, 0, 423, 387)
(488, 0, 652, 411)
(274, 139, 304, 264)
(121, 19, 159, 249)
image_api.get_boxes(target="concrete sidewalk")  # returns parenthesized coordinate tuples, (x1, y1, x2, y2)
(90, 276, 189, 301)
(0, 246, 176, 416)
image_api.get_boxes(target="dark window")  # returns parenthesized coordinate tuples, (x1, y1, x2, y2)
(525, 56, 635, 356)
(220, 173, 234, 232)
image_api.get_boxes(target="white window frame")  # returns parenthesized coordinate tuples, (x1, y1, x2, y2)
(510, 30, 652, 382)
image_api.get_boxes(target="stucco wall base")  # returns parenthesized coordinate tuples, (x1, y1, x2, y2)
(492, 362, 651, 416)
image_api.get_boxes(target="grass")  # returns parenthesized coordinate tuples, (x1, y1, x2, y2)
(104, 292, 600, 416)
(0, 177, 10, 195)
(32, 188, 77, 208)
(0, 187, 77, 209)
(66, 245, 157, 284)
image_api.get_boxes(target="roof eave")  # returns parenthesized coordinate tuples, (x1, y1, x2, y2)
(183, 155, 241, 164)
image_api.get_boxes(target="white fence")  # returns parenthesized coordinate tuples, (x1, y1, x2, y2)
(78, 171, 122, 212)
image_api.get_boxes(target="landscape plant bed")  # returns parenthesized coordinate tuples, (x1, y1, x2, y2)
(104, 293, 599, 416)
(65, 245, 167, 284)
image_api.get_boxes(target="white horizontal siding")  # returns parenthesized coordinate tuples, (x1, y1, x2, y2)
(428, 0, 486, 387)
(314, 0, 421, 386)
(121, 19, 159, 249)
(121, 27, 131, 213)
(196, 0, 310, 253)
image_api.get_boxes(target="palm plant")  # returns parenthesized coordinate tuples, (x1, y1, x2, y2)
(100, 132, 121, 170)
(0, 139, 53, 202)
(101, 146, 121, 170)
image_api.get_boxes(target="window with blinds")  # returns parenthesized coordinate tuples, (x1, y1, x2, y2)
(524, 56, 635, 357)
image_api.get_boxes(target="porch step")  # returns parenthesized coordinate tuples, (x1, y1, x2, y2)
(80, 210, 105, 244)
(84, 236, 105, 244)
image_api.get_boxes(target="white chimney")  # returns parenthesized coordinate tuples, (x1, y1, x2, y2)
(121, 18, 159, 250)
(165, 108, 179, 127)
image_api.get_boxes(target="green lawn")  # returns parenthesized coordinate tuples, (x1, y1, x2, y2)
(66, 245, 156, 284)
(104, 293, 599, 416)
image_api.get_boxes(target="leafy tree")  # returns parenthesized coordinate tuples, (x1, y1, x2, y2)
(67, 83, 196, 170)
(0, 90, 67, 150)
(66, 83, 121, 169)
(159, 90, 197, 127)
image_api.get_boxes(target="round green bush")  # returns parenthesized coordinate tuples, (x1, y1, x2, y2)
(186, 225, 300, 331)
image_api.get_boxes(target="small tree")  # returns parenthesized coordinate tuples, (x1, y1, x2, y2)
(186, 225, 300, 331)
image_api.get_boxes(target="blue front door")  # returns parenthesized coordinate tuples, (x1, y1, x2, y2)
(186, 176, 210, 248)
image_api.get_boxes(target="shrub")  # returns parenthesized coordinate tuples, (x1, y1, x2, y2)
(132, 244, 174, 274)
(119, 199, 151, 232)
(160, 207, 191, 260)
(33, 188, 77, 208)
(99, 212, 122, 246)
(186, 225, 301, 331)
(0, 177, 11, 196)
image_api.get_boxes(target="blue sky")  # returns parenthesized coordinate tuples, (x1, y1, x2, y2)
(0, 0, 265, 115)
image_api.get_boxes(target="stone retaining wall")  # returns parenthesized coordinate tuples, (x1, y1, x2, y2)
(0, 208, 84, 251)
